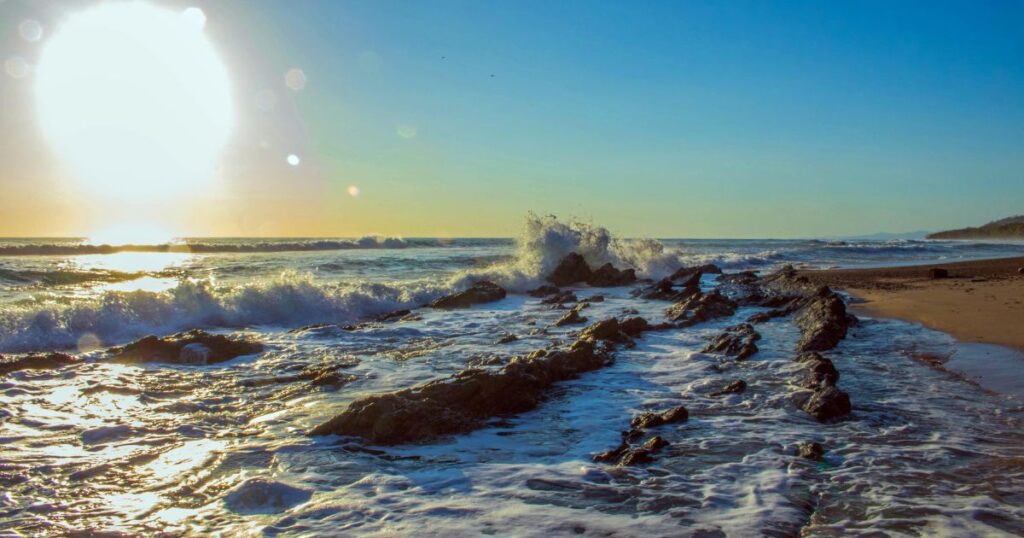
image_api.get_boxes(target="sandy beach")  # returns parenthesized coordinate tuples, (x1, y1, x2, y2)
(801, 256, 1024, 350)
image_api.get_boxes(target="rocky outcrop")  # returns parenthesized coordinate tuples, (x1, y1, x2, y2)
(554, 308, 587, 327)
(710, 379, 747, 396)
(308, 339, 610, 444)
(547, 253, 593, 286)
(577, 316, 651, 347)
(665, 290, 737, 326)
(802, 386, 851, 422)
(587, 263, 637, 287)
(429, 281, 507, 308)
(0, 352, 79, 376)
(546, 253, 637, 287)
(702, 323, 760, 361)
(108, 330, 264, 365)
(636, 272, 701, 302)
(795, 352, 839, 389)
(309, 317, 657, 444)
(594, 405, 688, 466)
(794, 287, 853, 352)
(670, 264, 721, 281)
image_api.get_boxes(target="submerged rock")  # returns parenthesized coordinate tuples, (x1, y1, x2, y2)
(703, 323, 761, 361)
(710, 379, 747, 396)
(0, 352, 79, 376)
(802, 385, 851, 422)
(223, 478, 313, 514)
(541, 290, 578, 305)
(429, 281, 507, 308)
(798, 441, 825, 461)
(109, 330, 263, 365)
(309, 339, 611, 444)
(547, 253, 593, 286)
(665, 290, 737, 326)
(630, 405, 689, 430)
(496, 333, 518, 344)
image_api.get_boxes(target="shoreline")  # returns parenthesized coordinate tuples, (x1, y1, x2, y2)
(800, 256, 1024, 351)
(800, 256, 1024, 399)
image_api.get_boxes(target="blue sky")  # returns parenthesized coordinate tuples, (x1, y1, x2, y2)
(1, 0, 1022, 237)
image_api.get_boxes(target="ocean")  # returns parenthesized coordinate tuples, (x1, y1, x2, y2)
(1, 215, 1023, 535)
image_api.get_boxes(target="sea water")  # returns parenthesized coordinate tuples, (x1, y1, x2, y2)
(1, 215, 1023, 536)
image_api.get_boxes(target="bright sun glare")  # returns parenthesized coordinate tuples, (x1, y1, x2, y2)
(35, 2, 233, 203)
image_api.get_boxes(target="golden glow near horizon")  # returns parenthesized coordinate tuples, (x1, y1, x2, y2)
(34, 3, 234, 204)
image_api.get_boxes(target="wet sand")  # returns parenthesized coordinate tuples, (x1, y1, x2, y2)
(800, 256, 1024, 351)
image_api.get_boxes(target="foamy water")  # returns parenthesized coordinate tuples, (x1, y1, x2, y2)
(1, 216, 1023, 535)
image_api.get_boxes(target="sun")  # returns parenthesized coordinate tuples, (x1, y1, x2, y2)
(35, 2, 234, 203)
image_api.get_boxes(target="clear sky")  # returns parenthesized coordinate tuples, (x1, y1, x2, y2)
(1, 0, 1022, 238)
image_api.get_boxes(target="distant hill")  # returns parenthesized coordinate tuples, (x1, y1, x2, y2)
(928, 215, 1024, 239)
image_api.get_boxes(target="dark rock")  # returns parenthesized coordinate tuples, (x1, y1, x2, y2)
(798, 442, 825, 461)
(592, 442, 629, 463)
(429, 281, 507, 308)
(0, 352, 79, 376)
(527, 285, 561, 298)
(376, 309, 412, 322)
(702, 323, 761, 361)
(795, 352, 839, 388)
(547, 253, 592, 286)
(617, 436, 670, 466)
(554, 308, 587, 327)
(1018, 267, 1024, 275)
(586, 263, 637, 287)
(584, 294, 605, 303)
(109, 330, 263, 365)
(665, 290, 737, 326)
(802, 386, 851, 422)
(630, 405, 689, 430)
(928, 268, 949, 279)
(617, 316, 651, 337)
(496, 334, 518, 344)
(309, 339, 611, 444)
(541, 290, 578, 305)
(635, 276, 701, 302)
(671, 264, 721, 281)
(794, 287, 851, 352)
(710, 379, 747, 396)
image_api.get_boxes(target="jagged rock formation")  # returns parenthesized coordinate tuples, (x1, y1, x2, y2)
(0, 352, 79, 376)
(702, 323, 761, 361)
(108, 330, 264, 365)
(429, 281, 507, 308)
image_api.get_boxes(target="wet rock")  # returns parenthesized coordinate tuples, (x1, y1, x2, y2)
(702, 323, 761, 361)
(635, 276, 700, 302)
(665, 290, 737, 326)
(586, 263, 637, 287)
(802, 386, 851, 422)
(527, 285, 561, 298)
(584, 294, 605, 303)
(223, 478, 313, 514)
(617, 316, 651, 337)
(578, 317, 651, 346)
(376, 309, 412, 322)
(547, 253, 592, 286)
(630, 405, 689, 430)
(429, 280, 507, 308)
(928, 267, 949, 279)
(670, 264, 721, 281)
(710, 379, 747, 396)
(795, 352, 839, 389)
(798, 442, 825, 461)
(747, 299, 802, 323)
(0, 352, 79, 376)
(795, 287, 853, 352)
(309, 339, 612, 444)
(497, 333, 518, 344)
(554, 308, 587, 327)
(541, 290, 578, 305)
(617, 436, 670, 466)
(109, 330, 263, 365)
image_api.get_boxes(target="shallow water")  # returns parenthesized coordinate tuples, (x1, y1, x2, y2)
(2, 218, 1023, 536)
